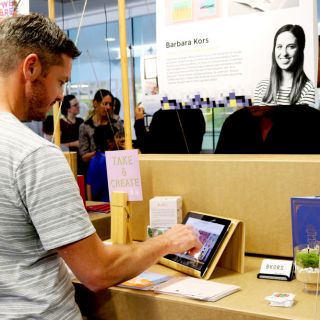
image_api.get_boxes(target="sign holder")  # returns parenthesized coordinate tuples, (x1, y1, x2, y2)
(111, 191, 132, 244)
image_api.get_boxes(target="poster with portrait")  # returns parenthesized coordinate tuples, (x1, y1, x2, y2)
(156, 0, 318, 109)
(0, 0, 29, 21)
(140, 55, 162, 114)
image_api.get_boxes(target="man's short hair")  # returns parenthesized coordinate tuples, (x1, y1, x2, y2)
(0, 13, 81, 74)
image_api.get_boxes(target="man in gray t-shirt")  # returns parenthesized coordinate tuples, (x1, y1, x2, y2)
(0, 13, 201, 319)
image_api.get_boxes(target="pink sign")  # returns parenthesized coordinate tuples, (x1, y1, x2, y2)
(0, 1, 29, 21)
(105, 149, 143, 201)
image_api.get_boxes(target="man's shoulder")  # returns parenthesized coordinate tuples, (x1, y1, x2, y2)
(0, 112, 58, 159)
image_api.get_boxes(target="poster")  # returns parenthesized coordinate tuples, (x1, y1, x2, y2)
(0, 0, 29, 20)
(156, 0, 317, 109)
(140, 55, 162, 114)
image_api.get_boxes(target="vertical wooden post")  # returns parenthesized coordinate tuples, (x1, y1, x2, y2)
(118, 0, 132, 150)
(114, 1, 134, 244)
(63, 152, 77, 178)
(111, 192, 132, 244)
(48, 0, 61, 148)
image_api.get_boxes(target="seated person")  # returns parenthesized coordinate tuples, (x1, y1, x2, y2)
(134, 105, 206, 154)
(215, 105, 320, 154)
(86, 125, 124, 202)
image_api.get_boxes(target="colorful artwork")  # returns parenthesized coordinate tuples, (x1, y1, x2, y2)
(171, 0, 193, 23)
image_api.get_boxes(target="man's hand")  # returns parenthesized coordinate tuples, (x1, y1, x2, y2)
(59, 224, 202, 291)
(159, 224, 202, 256)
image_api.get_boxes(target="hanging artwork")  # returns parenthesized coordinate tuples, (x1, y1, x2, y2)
(156, 0, 317, 109)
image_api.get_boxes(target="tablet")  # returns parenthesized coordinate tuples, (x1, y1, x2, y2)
(163, 212, 232, 277)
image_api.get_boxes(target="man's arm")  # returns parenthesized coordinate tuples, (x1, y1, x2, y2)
(57, 224, 201, 292)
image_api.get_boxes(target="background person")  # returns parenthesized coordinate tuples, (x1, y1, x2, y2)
(0, 13, 202, 319)
(42, 114, 54, 141)
(113, 96, 122, 122)
(79, 89, 122, 165)
(60, 94, 83, 149)
(134, 104, 206, 154)
(60, 94, 85, 174)
(215, 104, 320, 154)
(86, 125, 123, 202)
(253, 24, 315, 107)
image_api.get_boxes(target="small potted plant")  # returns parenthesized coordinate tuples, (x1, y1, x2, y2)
(295, 247, 320, 292)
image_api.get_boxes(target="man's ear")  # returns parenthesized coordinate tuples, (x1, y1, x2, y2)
(23, 53, 42, 81)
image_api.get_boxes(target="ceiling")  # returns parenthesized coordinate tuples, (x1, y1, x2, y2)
(29, 0, 152, 18)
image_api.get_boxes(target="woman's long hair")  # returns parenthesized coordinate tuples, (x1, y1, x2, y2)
(86, 89, 114, 120)
(263, 24, 308, 105)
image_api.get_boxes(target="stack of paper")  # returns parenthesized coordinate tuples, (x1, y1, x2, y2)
(118, 271, 171, 291)
(153, 276, 240, 302)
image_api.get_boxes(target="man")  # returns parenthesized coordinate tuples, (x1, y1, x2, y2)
(0, 13, 201, 319)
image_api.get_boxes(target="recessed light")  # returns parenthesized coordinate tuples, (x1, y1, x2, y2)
(105, 37, 115, 42)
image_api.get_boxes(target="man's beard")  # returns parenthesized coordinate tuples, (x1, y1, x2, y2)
(26, 78, 52, 121)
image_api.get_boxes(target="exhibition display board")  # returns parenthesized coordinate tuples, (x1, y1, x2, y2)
(155, 0, 317, 108)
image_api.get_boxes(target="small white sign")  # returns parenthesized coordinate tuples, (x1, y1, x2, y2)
(258, 259, 293, 281)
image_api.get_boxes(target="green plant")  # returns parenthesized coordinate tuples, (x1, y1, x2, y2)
(296, 250, 320, 268)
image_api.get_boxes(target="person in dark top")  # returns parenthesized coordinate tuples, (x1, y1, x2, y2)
(134, 106, 206, 154)
(215, 105, 320, 154)
(60, 94, 85, 174)
(113, 97, 121, 121)
(79, 89, 122, 164)
(42, 115, 54, 141)
(60, 94, 83, 147)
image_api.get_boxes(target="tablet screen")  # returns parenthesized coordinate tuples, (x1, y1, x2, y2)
(164, 212, 231, 276)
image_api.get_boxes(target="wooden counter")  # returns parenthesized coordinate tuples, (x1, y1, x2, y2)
(88, 212, 111, 241)
(75, 256, 318, 320)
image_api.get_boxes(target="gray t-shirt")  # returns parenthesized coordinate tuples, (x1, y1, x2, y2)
(0, 112, 95, 319)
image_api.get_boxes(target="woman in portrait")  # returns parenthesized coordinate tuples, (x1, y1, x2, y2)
(253, 24, 315, 107)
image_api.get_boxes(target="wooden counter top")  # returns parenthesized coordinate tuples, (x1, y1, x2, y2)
(75, 256, 318, 320)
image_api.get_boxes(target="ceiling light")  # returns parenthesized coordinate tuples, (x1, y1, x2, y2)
(105, 37, 116, 42)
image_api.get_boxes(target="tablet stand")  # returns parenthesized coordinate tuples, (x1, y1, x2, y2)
(203, 215, 245, 279)
(160, 212, 245, 279)
(111, 191, 132, 244)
